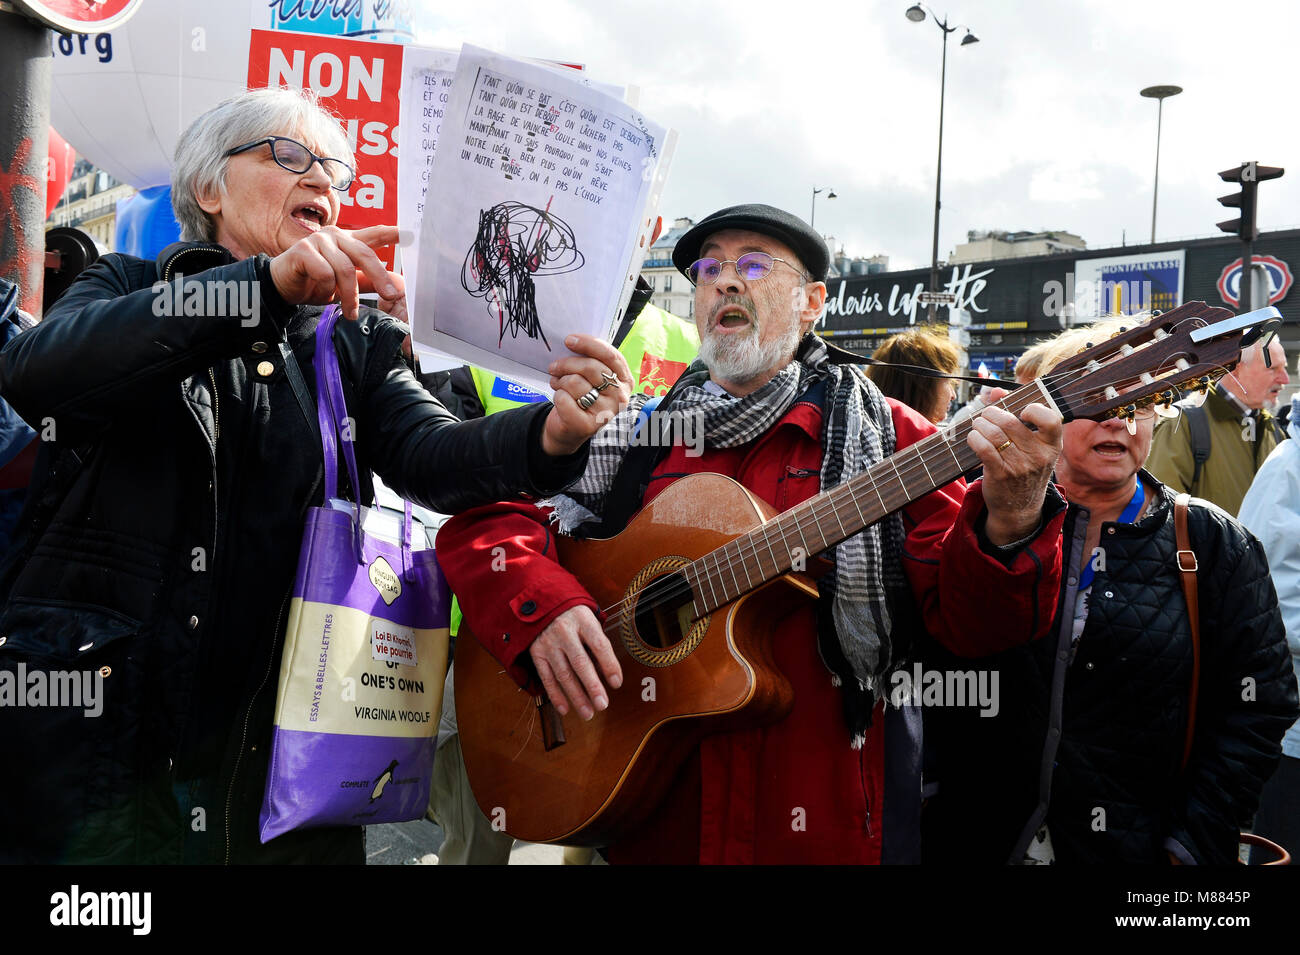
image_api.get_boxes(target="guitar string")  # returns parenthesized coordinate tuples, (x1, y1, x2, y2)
(668, 328, 1222, 614)
(600, 367, 1145, 630)
(599, 358, 1179, 629)
(601, 382, 1049, 627)
(599, 335, 1214, 628)
(601, 396, 1014, 627)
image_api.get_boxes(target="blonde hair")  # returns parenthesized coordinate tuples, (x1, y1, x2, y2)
(1014, 339, 1053, 384)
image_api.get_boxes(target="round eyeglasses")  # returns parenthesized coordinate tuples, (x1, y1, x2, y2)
(687, 251, 808, 286)
(225, 136, 355, 192)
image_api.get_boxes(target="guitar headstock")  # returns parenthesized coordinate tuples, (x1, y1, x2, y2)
(1041, 301, 1274, 425)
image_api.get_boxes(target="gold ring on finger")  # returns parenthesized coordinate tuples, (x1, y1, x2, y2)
(995, 439, 1014, 453)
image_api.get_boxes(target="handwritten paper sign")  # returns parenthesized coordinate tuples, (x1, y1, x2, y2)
(396, 46, 459, 314)
(411, 45, 674, 392)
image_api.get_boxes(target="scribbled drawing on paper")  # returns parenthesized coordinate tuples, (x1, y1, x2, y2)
(460, 198, 585, 351)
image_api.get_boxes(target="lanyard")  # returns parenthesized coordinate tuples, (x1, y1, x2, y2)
(1080, 479, 1145, 590)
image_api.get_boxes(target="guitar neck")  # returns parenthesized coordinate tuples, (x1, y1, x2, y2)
(685, 380, 1053, 615)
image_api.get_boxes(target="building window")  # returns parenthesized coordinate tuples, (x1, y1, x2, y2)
(688, 299, 694, 318)
(664, 275, 672, 292)
(646, 275, 655, 291)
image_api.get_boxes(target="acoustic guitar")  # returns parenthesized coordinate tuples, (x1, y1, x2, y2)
(454, 302, 1272, 847)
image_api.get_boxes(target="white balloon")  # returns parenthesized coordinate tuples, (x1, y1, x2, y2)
(49, 2, 425, 189)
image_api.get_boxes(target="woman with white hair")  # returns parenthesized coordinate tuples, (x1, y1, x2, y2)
(0, 88, 630, 864)
(922, 316, 1297, 864)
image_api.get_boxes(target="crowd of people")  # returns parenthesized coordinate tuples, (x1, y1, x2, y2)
(0, 86, 1295, 865)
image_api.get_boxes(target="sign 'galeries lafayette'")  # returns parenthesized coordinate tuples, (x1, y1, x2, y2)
(819, 230, 1300, 374)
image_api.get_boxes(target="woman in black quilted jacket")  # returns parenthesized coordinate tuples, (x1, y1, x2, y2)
(922, 315, 1298, 864)
(0, 87, 631, 864)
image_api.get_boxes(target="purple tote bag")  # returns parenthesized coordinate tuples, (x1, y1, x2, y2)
(259, 306, 451, 843)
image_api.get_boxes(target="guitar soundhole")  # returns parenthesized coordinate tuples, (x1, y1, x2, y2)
(633, 571, 693, 649)
(620, 557, 709, 667)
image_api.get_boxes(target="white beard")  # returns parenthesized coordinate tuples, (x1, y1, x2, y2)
(700, 317, 802, 385)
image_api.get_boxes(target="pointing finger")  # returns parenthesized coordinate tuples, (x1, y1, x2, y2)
(349, 225, 401, 249)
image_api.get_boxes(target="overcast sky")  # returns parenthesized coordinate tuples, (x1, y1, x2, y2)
(419, 0, 1300, 270)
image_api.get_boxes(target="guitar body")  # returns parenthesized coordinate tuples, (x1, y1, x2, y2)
(454, 473, 819, 847)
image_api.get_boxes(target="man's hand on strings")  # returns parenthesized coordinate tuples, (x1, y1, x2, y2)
(528, 605, 623, 720)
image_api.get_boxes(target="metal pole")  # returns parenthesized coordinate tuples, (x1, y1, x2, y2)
(1150, 97, 1163, 244)
(928, 26, 949, 325)
(0, 10, 52, 318)
(1241, 237, 1253, 314)
(1141, 85, 1181, 248)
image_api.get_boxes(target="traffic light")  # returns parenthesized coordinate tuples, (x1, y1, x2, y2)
(1217, 161, 1285, 241)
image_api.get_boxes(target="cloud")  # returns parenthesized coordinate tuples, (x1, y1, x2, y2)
(1028, 164, 1104, 204)
(418, 0, 1300, 269)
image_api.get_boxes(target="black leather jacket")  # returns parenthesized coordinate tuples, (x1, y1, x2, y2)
(0, 242, 587, 863)
(922, 473, 1299, 864)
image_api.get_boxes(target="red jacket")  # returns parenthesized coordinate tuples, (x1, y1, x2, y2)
(438, 395, 1065, 864)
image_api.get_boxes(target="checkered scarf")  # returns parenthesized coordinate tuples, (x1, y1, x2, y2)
(542, 337, 908, 743)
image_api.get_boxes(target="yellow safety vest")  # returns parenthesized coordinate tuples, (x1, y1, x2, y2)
(469, 304, 699, 410)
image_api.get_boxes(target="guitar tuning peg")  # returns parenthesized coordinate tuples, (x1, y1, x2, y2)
(1125, 416, 1138, 435)
(1185, 387, 1208, 408)
(1154, 391, 1180, 418)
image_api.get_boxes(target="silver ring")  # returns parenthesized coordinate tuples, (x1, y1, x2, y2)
(598, 371, 619, 391)
(577, 388, 602, 410)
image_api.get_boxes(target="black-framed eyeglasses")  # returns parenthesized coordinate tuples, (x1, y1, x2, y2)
(687, 251, 808, 286)
(225, 136, 355, 192)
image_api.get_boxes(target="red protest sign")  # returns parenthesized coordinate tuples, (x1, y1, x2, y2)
(248, 30, 403, 265)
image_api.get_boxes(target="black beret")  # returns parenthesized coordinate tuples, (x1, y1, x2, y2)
(672, 203, 830, 283)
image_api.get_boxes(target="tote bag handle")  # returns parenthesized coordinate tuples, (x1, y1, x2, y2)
(313, 305, 414, 576)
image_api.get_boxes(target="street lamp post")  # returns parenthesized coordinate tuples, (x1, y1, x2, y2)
(811, 186, 836, 230)
(1140, 84, 1182, 244)
(906, 4, 978, 324)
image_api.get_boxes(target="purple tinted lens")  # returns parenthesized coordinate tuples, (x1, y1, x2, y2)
(737, 253, 773, 279)
(692, 258, 722, 283)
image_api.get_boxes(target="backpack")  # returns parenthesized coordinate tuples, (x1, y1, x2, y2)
(1183, 402, 1288, 494)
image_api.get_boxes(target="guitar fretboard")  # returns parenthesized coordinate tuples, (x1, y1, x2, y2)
(683, 381, 1050, 616)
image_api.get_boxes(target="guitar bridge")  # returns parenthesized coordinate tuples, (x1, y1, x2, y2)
(536, 696, 566, 751)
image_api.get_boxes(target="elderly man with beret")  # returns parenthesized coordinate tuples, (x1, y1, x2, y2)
(439, 204, 1068, 863)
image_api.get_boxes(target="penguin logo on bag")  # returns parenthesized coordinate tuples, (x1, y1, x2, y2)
(368, 556, 401, 605)
(370, 759, 400, 803)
